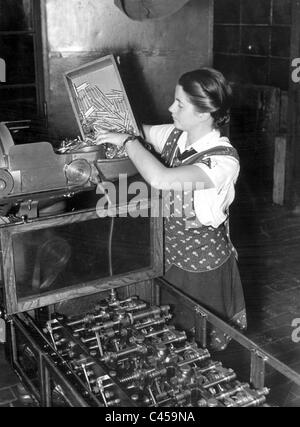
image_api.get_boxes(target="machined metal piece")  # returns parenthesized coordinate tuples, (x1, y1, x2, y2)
(64, 159, 92, 186)
(0, 169, 14, 195)
(40, 292, 270, 408)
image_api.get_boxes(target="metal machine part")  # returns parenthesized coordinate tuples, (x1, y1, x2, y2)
(0, 55, 141, 218)
(0, 122, 137, 219)
(64, 55, 141, 152)
(0, 122, 97, 207)
(35, 290, 270, 408)
(64, 159, 92, 186)
(0, 168, 14, 196)
(0, 122, 14, 168)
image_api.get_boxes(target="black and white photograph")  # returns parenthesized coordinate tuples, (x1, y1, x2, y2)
(0, 0, 299, 409)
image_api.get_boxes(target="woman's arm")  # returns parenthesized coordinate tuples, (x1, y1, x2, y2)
(96, 132, 214, 191)
(126, 139, 214, 190)
(142, 124, 153, 143)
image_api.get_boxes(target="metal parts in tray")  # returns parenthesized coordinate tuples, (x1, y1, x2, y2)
(15, 289, 270, 407)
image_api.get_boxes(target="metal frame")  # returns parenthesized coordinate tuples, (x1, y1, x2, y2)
(8, 315, 93, 407)
(64, 54, 143, 142)
(6, 277, 300, 406)
(0, 0, 46, 124)
(155, 277, 300, 390)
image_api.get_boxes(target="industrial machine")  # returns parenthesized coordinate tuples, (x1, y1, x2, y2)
(0, 55, 140, 220)
(12, 290, 270, 408)
(4, 252, 300, 408)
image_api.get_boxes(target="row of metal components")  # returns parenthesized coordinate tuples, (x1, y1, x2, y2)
(44, 290, 269, 407)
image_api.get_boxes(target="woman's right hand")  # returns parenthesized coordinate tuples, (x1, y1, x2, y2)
(96, 131, 130, 147)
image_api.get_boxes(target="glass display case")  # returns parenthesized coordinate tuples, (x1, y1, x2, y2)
(0, 198, 162, 314)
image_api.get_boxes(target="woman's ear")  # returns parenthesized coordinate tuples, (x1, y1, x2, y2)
(197, 112, 211, 122)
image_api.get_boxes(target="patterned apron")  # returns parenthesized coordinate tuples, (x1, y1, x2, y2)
(160, 128, 247, 350)
(161, 128, 239, 273)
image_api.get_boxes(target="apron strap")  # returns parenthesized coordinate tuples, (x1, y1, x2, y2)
(161, 128, 183, 167)
(181, 145, 240, 166)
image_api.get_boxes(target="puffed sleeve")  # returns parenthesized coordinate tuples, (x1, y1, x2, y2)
(193, 155, 240, 228)
(148, 124, 175, 154)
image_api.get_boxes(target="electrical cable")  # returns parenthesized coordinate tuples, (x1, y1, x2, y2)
(93, 164, 115, 277)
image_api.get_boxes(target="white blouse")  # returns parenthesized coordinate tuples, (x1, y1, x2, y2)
(149, 124, 240, 228)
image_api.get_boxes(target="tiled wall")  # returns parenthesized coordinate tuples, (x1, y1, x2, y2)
(213, 0, 292, 90)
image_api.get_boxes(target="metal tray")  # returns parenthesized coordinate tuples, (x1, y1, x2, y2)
(64, 55, 141, 180)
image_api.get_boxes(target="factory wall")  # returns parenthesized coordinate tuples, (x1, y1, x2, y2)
(42, 0, 213, 140)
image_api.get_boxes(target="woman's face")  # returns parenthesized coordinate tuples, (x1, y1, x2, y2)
(169, 85, 202, 131)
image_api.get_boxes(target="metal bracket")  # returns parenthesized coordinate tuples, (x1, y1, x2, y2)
(0, 305, 7, 320)
(194, 306, 208, 349)
(0, 306, 7, 343)
(19, 199, 39, 219)
(250, 349, 268, 389)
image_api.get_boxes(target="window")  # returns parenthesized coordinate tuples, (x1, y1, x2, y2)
(213, 0, 292, 90)
(0, 0, 45, 123)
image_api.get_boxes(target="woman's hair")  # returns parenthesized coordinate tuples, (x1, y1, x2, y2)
(178, 68, 232, 128)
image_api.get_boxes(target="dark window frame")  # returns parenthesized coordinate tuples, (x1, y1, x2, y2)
(0, 0, 46, 126)
(213, 0, 292, 89)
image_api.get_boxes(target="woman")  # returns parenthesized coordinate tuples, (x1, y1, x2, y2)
(96, 68, 247, 350)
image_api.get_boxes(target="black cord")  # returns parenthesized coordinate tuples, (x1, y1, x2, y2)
(108, 216, 114, 277)
(93, 162, 115, 277)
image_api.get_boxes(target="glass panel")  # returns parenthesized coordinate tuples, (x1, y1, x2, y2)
(0, 0, 33, 31)
(273, 0, 292, 25)
(214, 54, 242, 83)
(0, 86, 37, 121)
(269, 58, 290, 90)
(15, 329, 40, 392)
(241, 0, 271, 24)
(271, 27, 291, 57)
(240, 56, 269, 85)
(0, 35, 35, 84)
(214, 0, 240, 23)
(214, 25, 240, 53)
(241, 27, 270, 56)
(13, 215, 151, 300)
(50, 381, 72, 407)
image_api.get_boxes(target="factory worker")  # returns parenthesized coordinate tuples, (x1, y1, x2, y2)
(96, 68, 247, 350)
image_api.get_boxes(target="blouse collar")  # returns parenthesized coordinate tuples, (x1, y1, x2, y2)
(178, 129, 222, 154)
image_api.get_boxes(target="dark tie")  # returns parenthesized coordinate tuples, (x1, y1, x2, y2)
(176, 148, 197, 162)
(176, 148, 212, 169)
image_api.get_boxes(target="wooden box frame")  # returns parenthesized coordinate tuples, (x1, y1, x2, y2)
(0, 197, 163, 315)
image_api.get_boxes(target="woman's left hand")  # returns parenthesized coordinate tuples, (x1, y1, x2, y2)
(96, 131, 130, 147)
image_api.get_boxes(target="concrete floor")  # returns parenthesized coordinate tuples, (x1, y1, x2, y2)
(1, 187, 300, 407)
(230, 183, 300, 407)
